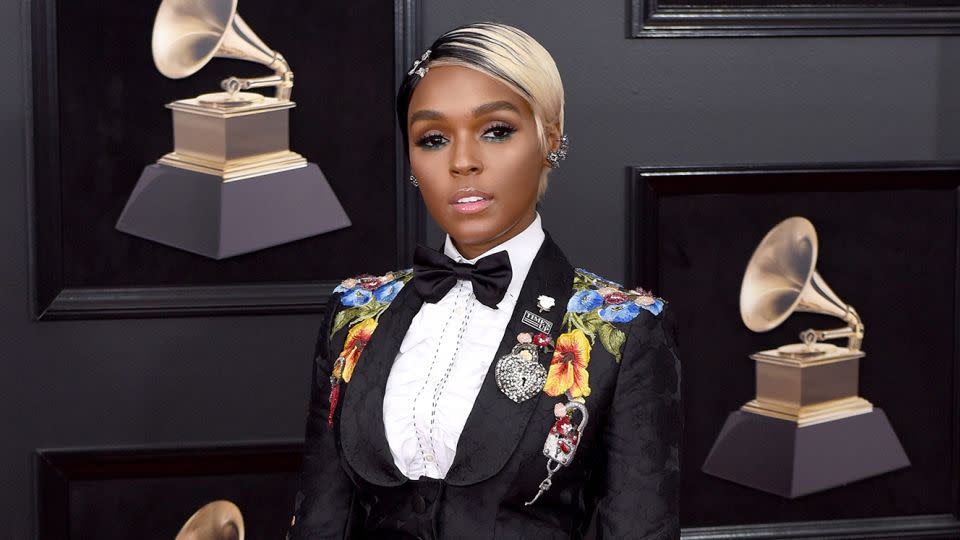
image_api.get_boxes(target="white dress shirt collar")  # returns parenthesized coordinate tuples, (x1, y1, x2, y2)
(441, 212, 545, 307)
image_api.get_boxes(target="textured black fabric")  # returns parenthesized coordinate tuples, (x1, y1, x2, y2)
(412, 244, 513, 309)
(289, 231, 681, 539)
(289, 291, 358, 537)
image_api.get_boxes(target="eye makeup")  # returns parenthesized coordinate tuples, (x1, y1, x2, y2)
(481, 122, 517, 142)
(414, 122, 517, 150)
(415, 131, 448, 150)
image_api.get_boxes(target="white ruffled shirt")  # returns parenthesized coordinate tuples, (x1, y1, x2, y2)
(382, 213, 545, 479)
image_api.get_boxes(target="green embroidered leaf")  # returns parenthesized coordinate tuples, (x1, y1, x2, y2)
(573, 272, 594, 290)
(598, 323, 627, 362)
(331, 299, 392, 338)
(371, 303, 391, 321)
(350, 300, 390, 320)
(331, 306, 360, 338)
(566, 312, 594, 341)
(579, 310, 605, 340)
(355, 302, 387, 323)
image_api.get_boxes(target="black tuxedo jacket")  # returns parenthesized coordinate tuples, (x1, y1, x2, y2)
(289, 232, 681, 539)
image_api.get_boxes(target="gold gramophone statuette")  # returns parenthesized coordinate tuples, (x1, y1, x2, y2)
(702, 216, 908, 498)
(116, 0, 350, 259)
(738, 216, 870, 426)
(151, 0, 303, 179)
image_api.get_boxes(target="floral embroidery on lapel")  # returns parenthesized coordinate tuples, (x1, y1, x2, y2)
(331, 269, 413, 336)
(543, 268, 666, 399)
(326, 268, 413, 427)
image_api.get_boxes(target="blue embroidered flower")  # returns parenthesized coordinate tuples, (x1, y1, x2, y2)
(567, 290, 603, 313)
(374, 280, 404, 303)
(333, 283, 353, 294)
(340, 288, 372, 307)
(638, 298, 664, 316)
(599, 302, 641, 323)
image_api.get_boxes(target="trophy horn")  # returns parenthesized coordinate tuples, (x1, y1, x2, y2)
(739, 216, 864, 350)
(175, 500, 244, 540)
(152, 0, 293, 100)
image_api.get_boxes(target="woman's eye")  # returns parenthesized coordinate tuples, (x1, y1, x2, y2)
(415, 133, 448, 149)
(482, 124, 516, 142)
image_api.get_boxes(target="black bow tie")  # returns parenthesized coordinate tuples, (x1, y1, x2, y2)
(412, 245, 513, 309)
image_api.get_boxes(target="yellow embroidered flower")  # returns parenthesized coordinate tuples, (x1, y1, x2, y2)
(544, 329, 592, 398)
(335, 318, 378, 383)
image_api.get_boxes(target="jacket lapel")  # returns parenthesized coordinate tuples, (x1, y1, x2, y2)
(339, 278, 422, 486)
(445, 231, 575, 485)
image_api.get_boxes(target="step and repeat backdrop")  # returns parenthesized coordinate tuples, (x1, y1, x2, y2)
(27, 0, 960, 537)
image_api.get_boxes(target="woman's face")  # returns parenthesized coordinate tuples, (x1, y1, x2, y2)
(407, 65, 548, 260)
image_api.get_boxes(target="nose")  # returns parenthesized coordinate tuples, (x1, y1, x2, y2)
(449, 137, 483, 177)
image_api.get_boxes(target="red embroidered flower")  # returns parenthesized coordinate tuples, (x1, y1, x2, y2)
(533, 332, 552, 347)
(603, 291, 629, 305)
(358, 274, 383, 290)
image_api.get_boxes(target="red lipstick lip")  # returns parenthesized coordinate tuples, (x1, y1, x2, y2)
(448, 189, 493, 205)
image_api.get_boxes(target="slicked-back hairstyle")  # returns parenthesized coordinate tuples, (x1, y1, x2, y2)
(397, 22, 565, 199)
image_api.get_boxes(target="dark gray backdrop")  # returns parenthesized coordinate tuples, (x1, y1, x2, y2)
(3, 0, 959, 538)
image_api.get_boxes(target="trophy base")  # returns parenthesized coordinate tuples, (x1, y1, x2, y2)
(116, 163, 350, 259)
(157, 150, 307, 181)
(702, 408, 909, 498)
(741, 395, 874, 427)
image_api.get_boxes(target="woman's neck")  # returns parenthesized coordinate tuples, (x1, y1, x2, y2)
(450, 209, 537, 260)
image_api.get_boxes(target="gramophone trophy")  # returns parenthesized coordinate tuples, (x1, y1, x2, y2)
(702, 216, 909, 498)
(116, 0, 350, 259)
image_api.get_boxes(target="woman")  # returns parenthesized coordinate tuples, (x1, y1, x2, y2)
(289, 22, 680, 539)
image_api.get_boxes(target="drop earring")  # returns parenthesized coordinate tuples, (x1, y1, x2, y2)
(409, 174, 419, 187)
(546, 134, 570, 169)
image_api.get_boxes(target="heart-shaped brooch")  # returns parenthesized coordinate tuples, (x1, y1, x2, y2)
(495, 332, 553, 403)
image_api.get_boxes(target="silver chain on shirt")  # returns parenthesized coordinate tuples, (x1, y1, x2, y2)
(410, 280, 477, 477)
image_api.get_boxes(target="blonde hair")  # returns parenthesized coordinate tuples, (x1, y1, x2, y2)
(397, 22, 565, 199)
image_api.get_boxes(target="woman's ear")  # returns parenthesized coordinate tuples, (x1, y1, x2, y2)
(543, 122, 562, 166)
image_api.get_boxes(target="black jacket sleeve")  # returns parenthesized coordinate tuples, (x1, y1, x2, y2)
(592, 306, 682, 539)
(288, 296, 358, 539)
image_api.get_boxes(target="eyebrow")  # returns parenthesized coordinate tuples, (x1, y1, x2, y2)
(409, 100, 521, 124)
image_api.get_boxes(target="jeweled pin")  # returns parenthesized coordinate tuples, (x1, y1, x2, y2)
(525, 401, 589, 506)
(495, 343, 547, 403)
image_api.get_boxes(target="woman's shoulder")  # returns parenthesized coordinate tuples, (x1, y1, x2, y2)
(568, 266, 667, 320)
(331, 267, 414, 301)
(325, 267, 414, 338)
(559, 265, 670, 363)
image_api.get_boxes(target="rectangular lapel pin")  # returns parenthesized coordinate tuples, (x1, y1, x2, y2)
(522, 310, 553, 334)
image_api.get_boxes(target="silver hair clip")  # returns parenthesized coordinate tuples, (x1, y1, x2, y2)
(408, 49, 432, 78)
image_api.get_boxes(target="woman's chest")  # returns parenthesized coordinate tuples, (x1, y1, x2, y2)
(382, 281, 522, 478)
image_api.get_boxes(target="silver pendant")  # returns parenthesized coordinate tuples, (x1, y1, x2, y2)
(495, 343, 547, 403)
(542, 401, 588, 465)
(525, 401, 589, 506)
